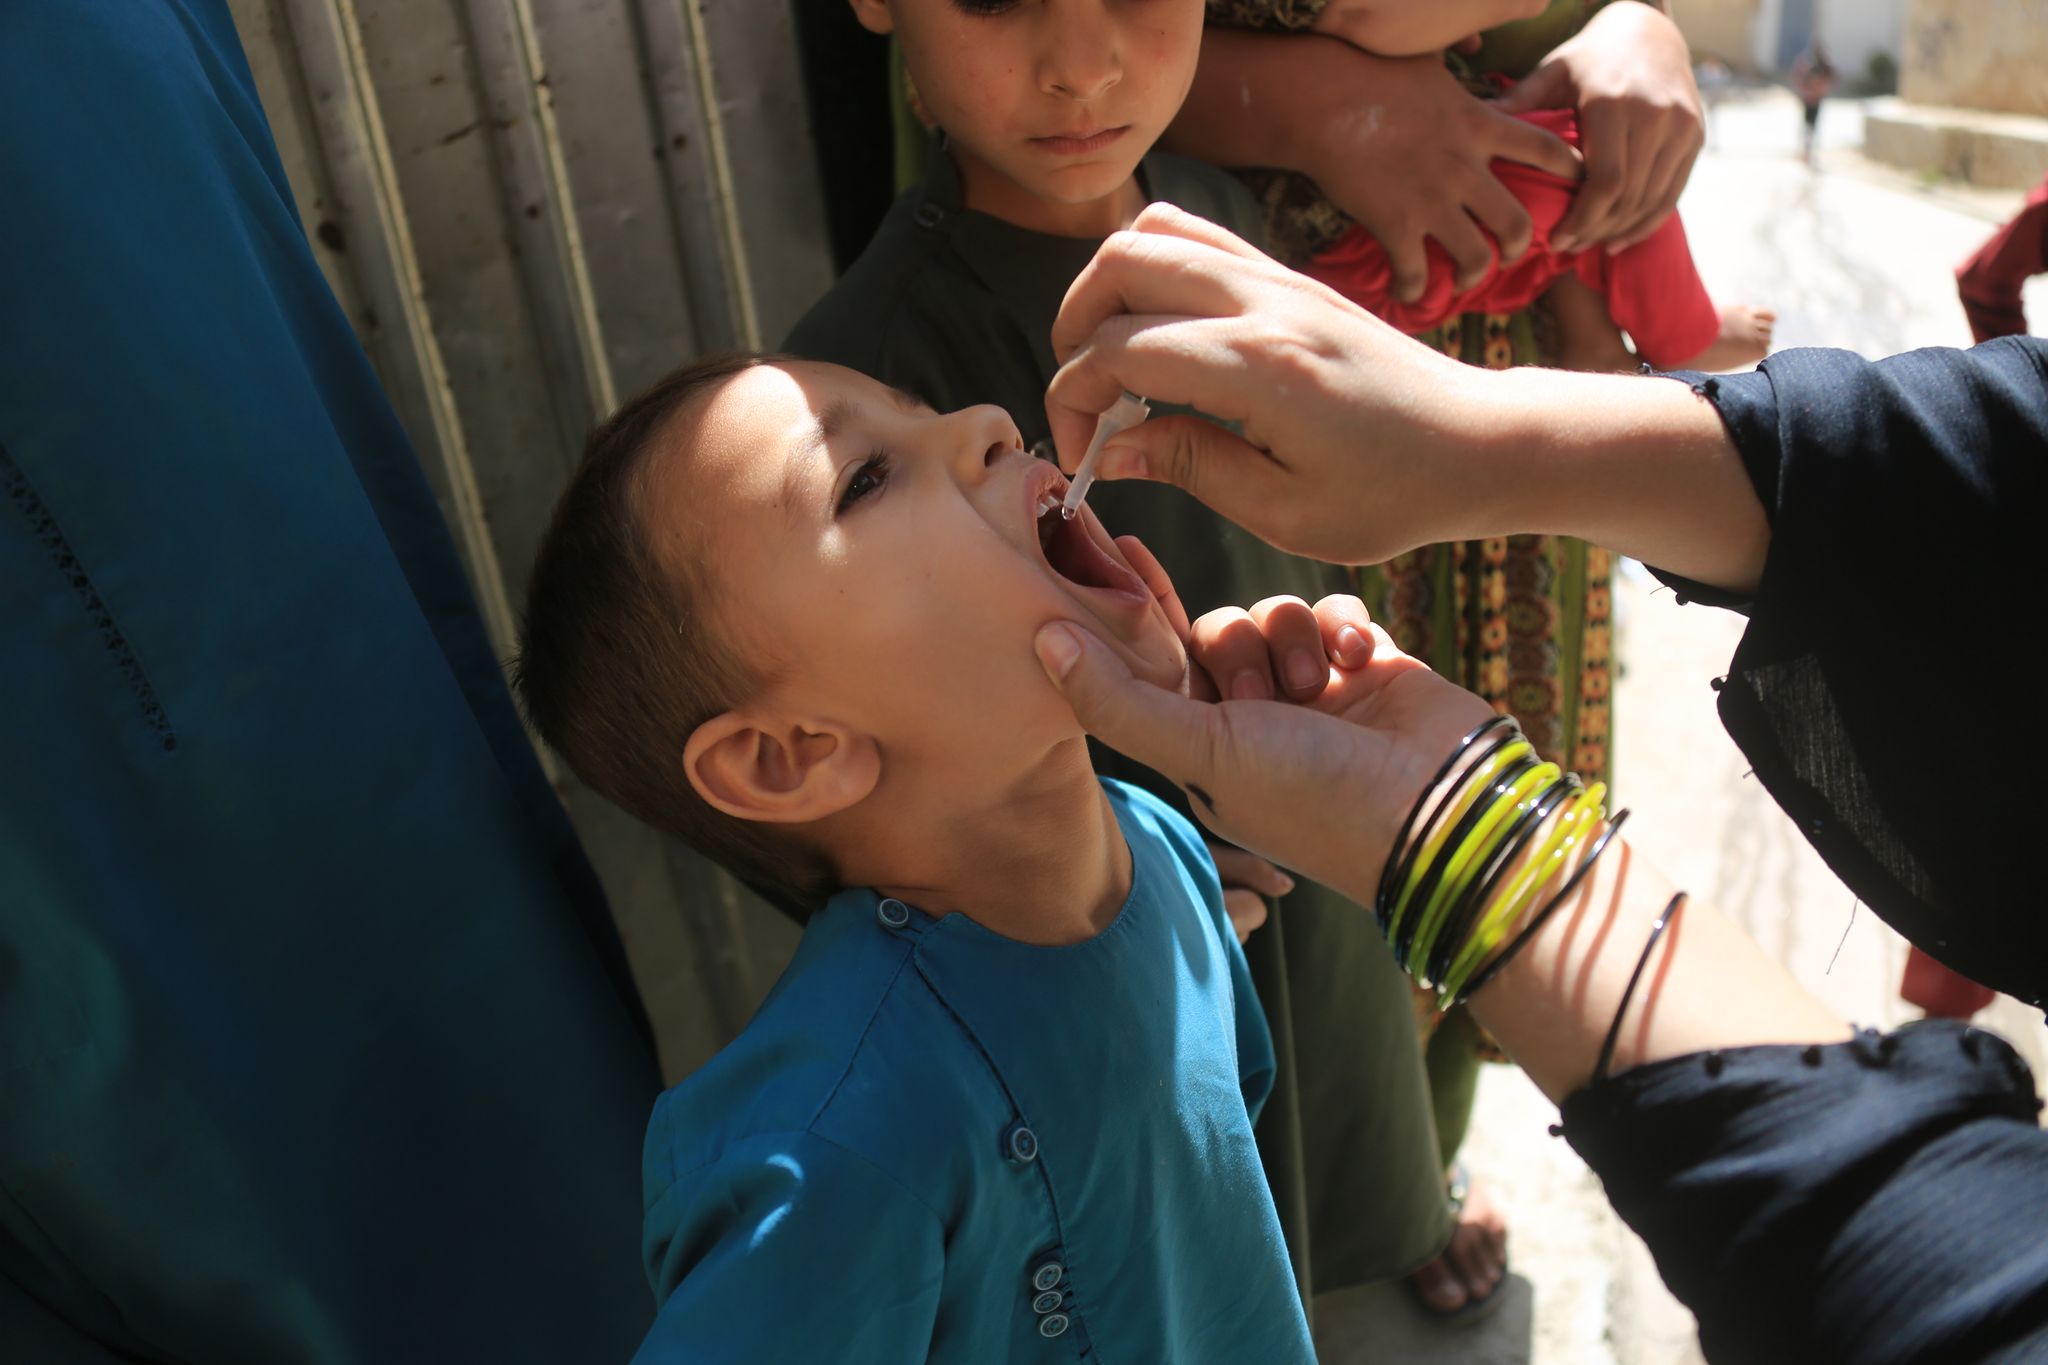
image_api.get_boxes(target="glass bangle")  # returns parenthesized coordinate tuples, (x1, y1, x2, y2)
(1406, 762, 1560, 978)
(1439, 785, 1604, 1001)
(1392, 751, 1537, 965)
(1453, 809, 1633, 1005)
(1388, 739, 1532, 943)
(1431, 777, 1584, 991)
(1375, 715, 1516, 918)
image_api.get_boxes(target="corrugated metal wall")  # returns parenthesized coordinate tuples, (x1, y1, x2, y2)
(226, 0, 829, 1078)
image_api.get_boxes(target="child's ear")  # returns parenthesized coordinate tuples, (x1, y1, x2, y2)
(684, 709, 881, 825)
(847, 0, 895, 37)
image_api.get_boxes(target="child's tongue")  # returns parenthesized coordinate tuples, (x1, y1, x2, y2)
(1038, 504, 1145, 600)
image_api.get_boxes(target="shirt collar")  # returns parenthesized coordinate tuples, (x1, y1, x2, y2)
(916, 129, 1162, 327)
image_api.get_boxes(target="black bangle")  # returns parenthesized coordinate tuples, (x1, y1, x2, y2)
(1374, 715, 1516, 928)
(1378, 722, 1523, 938)
(1592, 891, 1691, 1085)
(1452, 808, 1633, 1006)
(1427, 775, 1582, 988)
(1392, 752, 1539, 967)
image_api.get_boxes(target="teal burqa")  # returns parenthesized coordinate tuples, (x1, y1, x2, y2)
(0, 3, 660, 1360)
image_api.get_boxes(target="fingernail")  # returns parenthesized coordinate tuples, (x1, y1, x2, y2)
(1335, 625, 1369, 665)
(1100, 443, 1146, 480)
(1284, 650, 1322, 693)
(1035, 623, 1081, 680)
(1275, 873, 1297, 894)
(1229, 670, 1270, 702)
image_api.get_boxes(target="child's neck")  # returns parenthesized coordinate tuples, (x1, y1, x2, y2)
(844, 738, 1131, 946)
(952, 144, 1147, 240)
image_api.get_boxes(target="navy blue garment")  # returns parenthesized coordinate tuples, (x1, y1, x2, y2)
(1564, 1022, 2048, 1364)
(1654, 339, 2048, 1007)
(636, 781, 1311, 1364)
(1557, 340, 2048, 1363)
(1, 3, 659, 1361)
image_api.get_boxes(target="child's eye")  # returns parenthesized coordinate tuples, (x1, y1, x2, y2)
(951, 0, 1018, 14)
(837, 452, 891, 514)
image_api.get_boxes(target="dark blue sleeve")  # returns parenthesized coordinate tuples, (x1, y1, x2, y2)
(1646, 340, 2048, 1006)
(1562, 1021, 2048, 1365)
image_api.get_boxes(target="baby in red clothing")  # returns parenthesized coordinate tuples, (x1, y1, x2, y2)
(1283, 0, 1773, 372)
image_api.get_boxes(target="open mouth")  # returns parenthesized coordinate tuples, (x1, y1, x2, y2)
(1033, 486, 1148, 602)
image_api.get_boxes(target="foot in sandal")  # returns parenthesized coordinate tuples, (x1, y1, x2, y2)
(1405, 1165, 1509, 1323)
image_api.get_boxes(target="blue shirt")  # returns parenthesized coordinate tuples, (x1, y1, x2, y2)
(635, 781, 1314, 1362)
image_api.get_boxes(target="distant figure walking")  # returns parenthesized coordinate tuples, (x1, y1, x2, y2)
(1790, 42, 1836, 167)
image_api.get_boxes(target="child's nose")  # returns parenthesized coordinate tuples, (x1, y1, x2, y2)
(1040, 18, 1120, 101)
(944, 405, 1023, 483)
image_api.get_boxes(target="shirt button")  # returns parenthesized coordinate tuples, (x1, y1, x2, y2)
(1037, 1312, 1070, 1339)
(1002, 1121, 1039, 1164)
(1030, 1259, 1064, 1292)
(877, 898, 911, 929)
(1031, 1290, 1063, 1315)
(913, 201, 945, 229)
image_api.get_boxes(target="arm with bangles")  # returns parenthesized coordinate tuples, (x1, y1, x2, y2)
(1112, 591, 1846, 1100)
(1034, 594, 2048, 1360)
(1037, 208, 2048, 1353)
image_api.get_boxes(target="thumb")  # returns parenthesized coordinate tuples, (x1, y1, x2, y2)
(1496, 61, 1572, 115)
(1034, 621, 1222, 796)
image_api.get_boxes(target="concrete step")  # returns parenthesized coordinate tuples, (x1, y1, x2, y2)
(1864, 96, 2048, 188)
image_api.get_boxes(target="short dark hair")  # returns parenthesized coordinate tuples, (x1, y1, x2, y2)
(514, 352, 837, 918)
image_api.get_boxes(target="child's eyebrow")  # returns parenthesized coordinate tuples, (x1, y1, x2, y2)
(782, 398, 860, 521)
(885, 384, 930, 414)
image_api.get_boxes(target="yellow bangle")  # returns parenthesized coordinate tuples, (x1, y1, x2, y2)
(1386, 739, 1533, 941)
(1439, 785, 1607, 1001)
(1404, 762, 1559, 977)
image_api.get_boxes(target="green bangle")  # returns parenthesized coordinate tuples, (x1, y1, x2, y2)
(1387, 739, 1533, 942)
(1439, 784, 1606, 1002)
(1405, 762, 1559, 977)
(1430, 775, 1583, 990)
(1393, 750, 1538, 965)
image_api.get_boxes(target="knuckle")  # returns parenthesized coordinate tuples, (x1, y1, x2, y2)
(1253, 594, 1310, 618)
(1319, 592, 1368, 617)
(1162, 426, 1202, 499)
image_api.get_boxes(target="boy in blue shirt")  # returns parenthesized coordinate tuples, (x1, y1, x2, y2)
(785, 0, 1464, 1312)
(517, 353, 1316, 1360)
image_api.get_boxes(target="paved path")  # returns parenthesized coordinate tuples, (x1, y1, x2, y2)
(1313, 86, 2047, 1364)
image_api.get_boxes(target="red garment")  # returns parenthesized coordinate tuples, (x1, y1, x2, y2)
(1901, 945, 1996, 1020)
(1955, 172, 2048, 343)
(1303, 107, 1721, 369)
